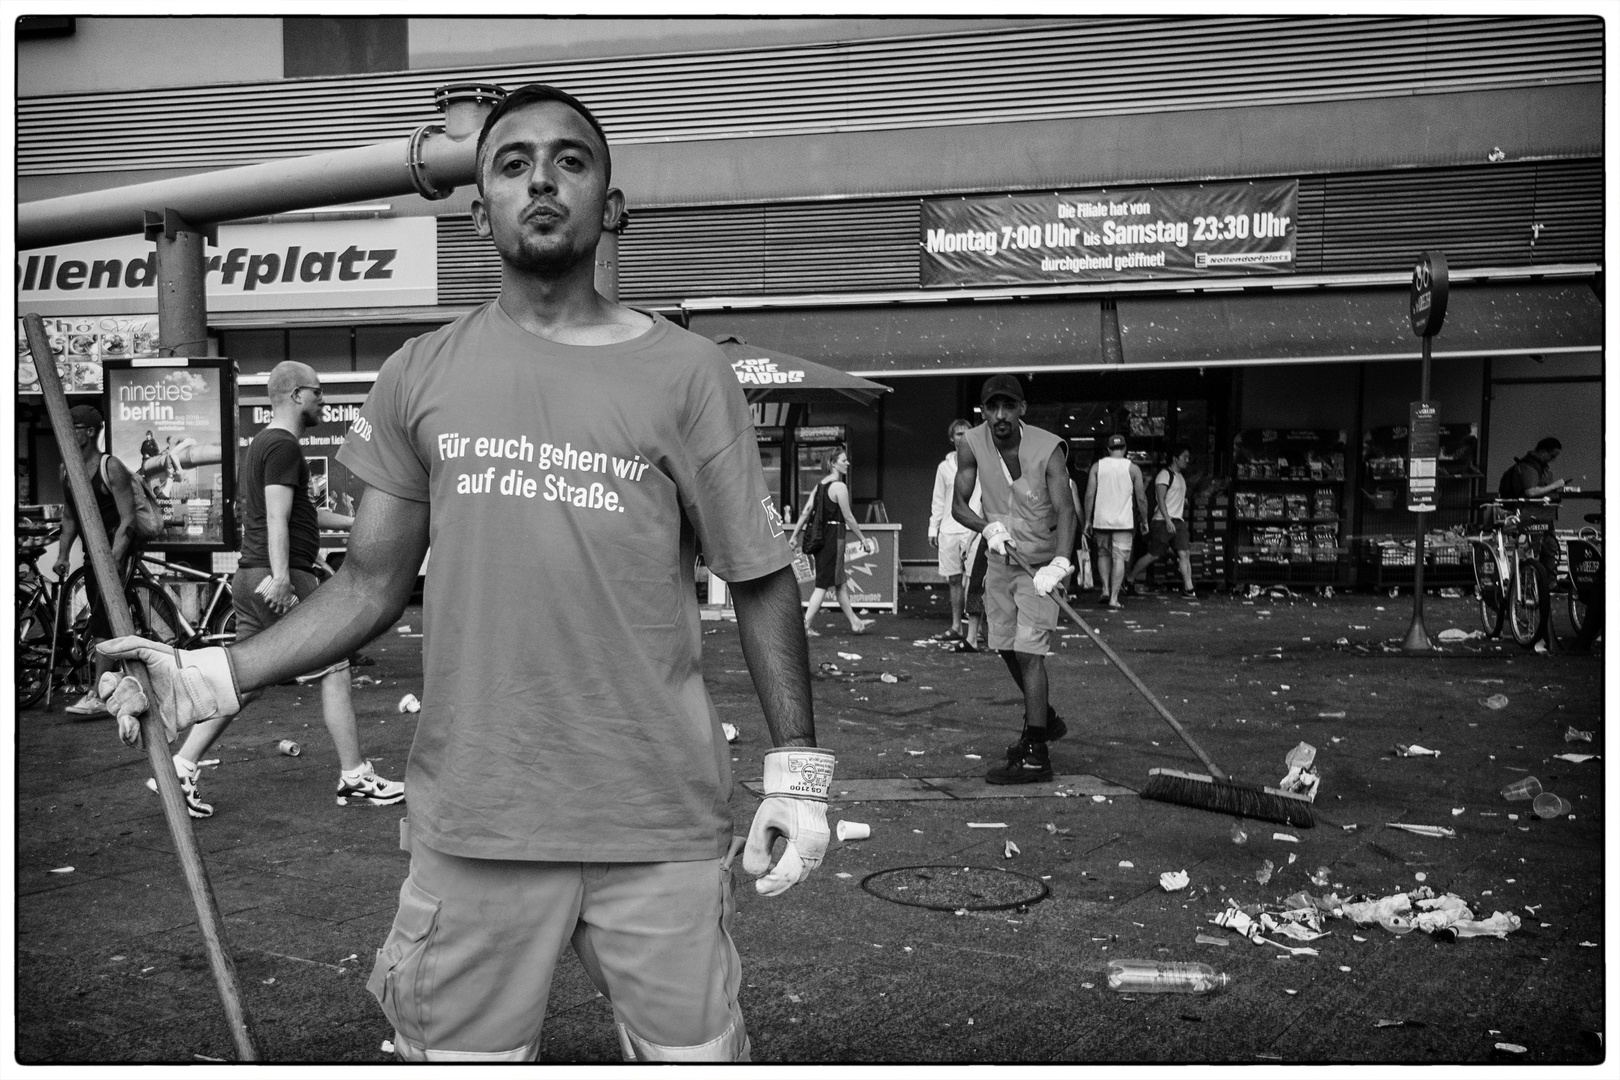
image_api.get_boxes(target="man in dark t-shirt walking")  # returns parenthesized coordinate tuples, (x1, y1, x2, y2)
(154, 362, 402, 818)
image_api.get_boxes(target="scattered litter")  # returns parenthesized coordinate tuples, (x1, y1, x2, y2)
(1318, 710, 1346, 719)
(1255, 860, 1274, 885)
(1385, 823, 1456, 838)
(1272, 833, 1300, 843)
(835, 821, 870, 841)
(1230, 824, 1248, 845)
(1160, 869, 1190, 892)
(1341, 824, 1358, 833)
(1414, 872, 1427, 883)
(380, 1040, 394, 1054)
(1480, 694, 1509, 710)
(1092, 795, 1107, 803)
(963, 754, 981, 760)
(1043, 822, 1071, 835)
(835, 872, 852, 879)
(1284, 989, 1298, 995)
(967, 822, 1007, 829)
(1352, 935, 1367, 942)
(1395, 744, 1441, 758)
(1579, 941, 1599, 948)
(1196, 934, 1229, 947)
(1553, 753, 1597, 764)
(1437, 628, 1479, 642)
(1493, 1043, 1528, 1056)
(197, 759, 220, 767)
(1564, 726, 1594, 743)
(1278, 742, 1319, 801)
(263, 978, 276, 985)
(48, 866, 73, 874)
(1258, 936, 1319, 956)
(905, 750, 925, 756)
(194, 1054, 226, 1063)
(396, 625, 411, 633)
(1307, 867, 1331, 887)
(1451, 808, 1465, 816)
(1375, 1019, 1425, 1029)
(397, 693, 421, 714)
(837, 652, 862, 661)
(1119, 861, 1135, 869)
(722, 723, 739, 743)
(880, 673, 899, 684)
(1004, 840, 1020, 859)
(350, 674, 378, 688)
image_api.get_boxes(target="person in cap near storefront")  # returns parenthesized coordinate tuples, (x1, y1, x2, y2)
(952, 374, 1077, 784)
(53, 404, 140, 716)
(94, 82, 822, 1063)
(1083, 433, 1148, 611)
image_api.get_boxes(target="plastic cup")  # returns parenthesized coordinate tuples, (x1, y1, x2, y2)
(836, 820, 870, 841)
(1532, 792, 1571, 819)
(1499, 776, 1542, 802)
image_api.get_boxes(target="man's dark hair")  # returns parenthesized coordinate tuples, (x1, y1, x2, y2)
(1168, 442, 1192, 462)
(1535, 437, 1562, 454)
(475, 84, 611, 194)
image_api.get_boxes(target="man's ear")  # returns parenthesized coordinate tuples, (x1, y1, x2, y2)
(470, 196, 491, 238)
(602, 187, 627, 232)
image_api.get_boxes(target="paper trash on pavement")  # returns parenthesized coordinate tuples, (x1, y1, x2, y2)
(967, 822, 1007, 829)
(1272, 832, 1300, 843)
(1553, 753, 1597, 764)
(1564, 726, 1595, 743)
(837, 652, 862, 661)
(1159, 869, 1190, 892)
(1278, 742, 1320, 801)
(1255, 860, 1275, 885)
(1480, 694, 1509, 710)
(1384, 823, 1456, 838)
(1396, 744, 1441, 758)
(1004, 840, 1020, 859)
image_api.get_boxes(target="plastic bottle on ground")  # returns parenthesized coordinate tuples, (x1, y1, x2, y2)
(1106, 959, 1231, 994)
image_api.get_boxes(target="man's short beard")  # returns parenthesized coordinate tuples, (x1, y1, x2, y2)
(501, 232, 588, 277)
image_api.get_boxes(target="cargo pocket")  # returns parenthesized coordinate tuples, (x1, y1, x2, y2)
(366, 876, 442, 1049)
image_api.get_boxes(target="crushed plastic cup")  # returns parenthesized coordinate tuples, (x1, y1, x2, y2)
(836, 820, 870, 841)
(397, 693, 421, 714)
(1480, 694, 1509, 710)
(1500, 776, 1543, 802)
(1531, 792, 1570, 819)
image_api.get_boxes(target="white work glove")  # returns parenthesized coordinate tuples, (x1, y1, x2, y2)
(744, 747, 835, 897)
(982, 521, 1015, 556)
(96, 637, 242, 747)
(1032, 556, 1072, 596)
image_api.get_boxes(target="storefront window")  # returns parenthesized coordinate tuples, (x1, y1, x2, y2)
(355, 324, 424, 368)
(289, 326, 352, 373)
(218, 329, 284, 374)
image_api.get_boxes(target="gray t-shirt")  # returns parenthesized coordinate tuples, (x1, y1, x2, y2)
(339, 302, 792, 862)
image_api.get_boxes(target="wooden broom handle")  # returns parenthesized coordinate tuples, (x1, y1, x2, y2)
(23, 314, 261, 1061)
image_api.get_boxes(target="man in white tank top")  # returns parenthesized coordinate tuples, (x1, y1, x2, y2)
(1082, 434, 1148, 610)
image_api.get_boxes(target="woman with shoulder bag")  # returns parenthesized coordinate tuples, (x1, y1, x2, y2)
(786, 445, 875, 636)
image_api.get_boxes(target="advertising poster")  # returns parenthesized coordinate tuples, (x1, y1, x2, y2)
(238, 397, 368, 520)
(921, 179, 1297, 287)
(104, 361, 232, 547)
(17, 314, 159, 394)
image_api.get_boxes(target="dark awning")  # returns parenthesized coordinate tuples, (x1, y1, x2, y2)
(689, 298, 1105, 376)
(711, 334, 890, 407)
(1115, 280, 1603, 368)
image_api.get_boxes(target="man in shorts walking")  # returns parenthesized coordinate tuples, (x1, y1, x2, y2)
(1127, 443, 1197, 599)
(1084, 433, 1148, 610)
(927, 419, 981, 641)
(952, 375, 1077, 784)
(98, 84, 826, 1062)
(155, 361, 403, 818)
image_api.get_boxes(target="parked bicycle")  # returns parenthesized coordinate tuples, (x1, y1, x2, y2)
(17, 520, 72, 709)
(129, 553, 237, 649)
(1561, 513, 1602, 649)
(1468, 498, 1552, 649)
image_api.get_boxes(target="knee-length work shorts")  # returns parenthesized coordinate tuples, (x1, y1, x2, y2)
(368, 826, 750, 1062)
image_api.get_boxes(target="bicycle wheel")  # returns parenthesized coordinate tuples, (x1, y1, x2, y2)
(128, 580, 183, 647)
(17, 586, 53, 710)
(1508, 559, 1549, 648)
(61, 568, 96, 687)
(1470, 541, 1506, 639)
(203, 592, 237, 647)
(1567, 584, 1586, 636)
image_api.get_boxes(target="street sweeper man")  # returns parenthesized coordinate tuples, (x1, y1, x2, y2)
(952, 374, 1078, 785)
(94, 83, 829, 1063)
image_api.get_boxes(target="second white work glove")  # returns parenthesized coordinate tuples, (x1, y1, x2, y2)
(744, 747, 835, 896)
(1032, 556, 1072, 596)
(96, 637, 242, 746)
(982, 521, 1014, 556)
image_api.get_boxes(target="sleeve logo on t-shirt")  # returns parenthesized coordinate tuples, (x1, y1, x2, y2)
(349, 416, 373, 442)
(762, 497, 785, 538)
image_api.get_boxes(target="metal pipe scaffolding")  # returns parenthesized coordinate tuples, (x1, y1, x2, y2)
(17, 83, 505, 250)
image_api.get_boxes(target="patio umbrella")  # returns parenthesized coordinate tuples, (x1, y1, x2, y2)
(713, 334, 891, 407)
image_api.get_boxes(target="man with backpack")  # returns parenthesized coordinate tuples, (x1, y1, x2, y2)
(55, 405, 141, 716)
(1125, 443, 1197, 599)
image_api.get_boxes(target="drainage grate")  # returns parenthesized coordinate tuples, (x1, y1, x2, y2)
(860, 864, 1051, 912)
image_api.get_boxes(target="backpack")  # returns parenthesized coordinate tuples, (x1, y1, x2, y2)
(1498, 458, 1528, 500)
(103, 455, 164, 541)
(802, 482, 830, 555)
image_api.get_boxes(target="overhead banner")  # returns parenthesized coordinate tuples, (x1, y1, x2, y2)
(16, 217, 437, 316)
(921, 179, 1298, 287)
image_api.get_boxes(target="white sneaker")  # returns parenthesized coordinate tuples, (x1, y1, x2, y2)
(64, 689, 105, 716)
(144, 755, 215, 818)
(336, 762, 405, 807)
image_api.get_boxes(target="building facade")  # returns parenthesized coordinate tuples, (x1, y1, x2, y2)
(17, 15, 1604, 586)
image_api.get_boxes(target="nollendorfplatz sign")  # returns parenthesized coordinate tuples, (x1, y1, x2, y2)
(921, 179, 1297, 287)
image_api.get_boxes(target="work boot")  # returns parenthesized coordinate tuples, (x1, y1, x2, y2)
(1005, 710, 1066, 758)
(986, 737, 1053, 785)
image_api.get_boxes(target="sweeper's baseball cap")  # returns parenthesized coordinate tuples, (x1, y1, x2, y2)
(980, 374, 1025, 406)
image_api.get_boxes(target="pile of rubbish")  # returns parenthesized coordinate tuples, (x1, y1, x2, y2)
(1212, 885, 1521, 949)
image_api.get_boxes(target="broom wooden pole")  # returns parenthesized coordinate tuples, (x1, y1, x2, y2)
(1008, 548, 1229, 782)
(23, 313, 261, 1061)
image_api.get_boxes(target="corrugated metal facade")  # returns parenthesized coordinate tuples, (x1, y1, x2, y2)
(437, 160, 1602, 306)
(18, 16, 1603, 176)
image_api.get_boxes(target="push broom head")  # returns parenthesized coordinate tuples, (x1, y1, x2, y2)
(1141, 768, 1317, 828)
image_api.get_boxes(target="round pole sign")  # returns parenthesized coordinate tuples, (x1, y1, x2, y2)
(1409, 250, 1449, 337)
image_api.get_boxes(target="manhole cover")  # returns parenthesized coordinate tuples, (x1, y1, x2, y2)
(860, 864, 1050, 912)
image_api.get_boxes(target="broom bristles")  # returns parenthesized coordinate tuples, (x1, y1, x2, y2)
(1140, 767, 1317, 828)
